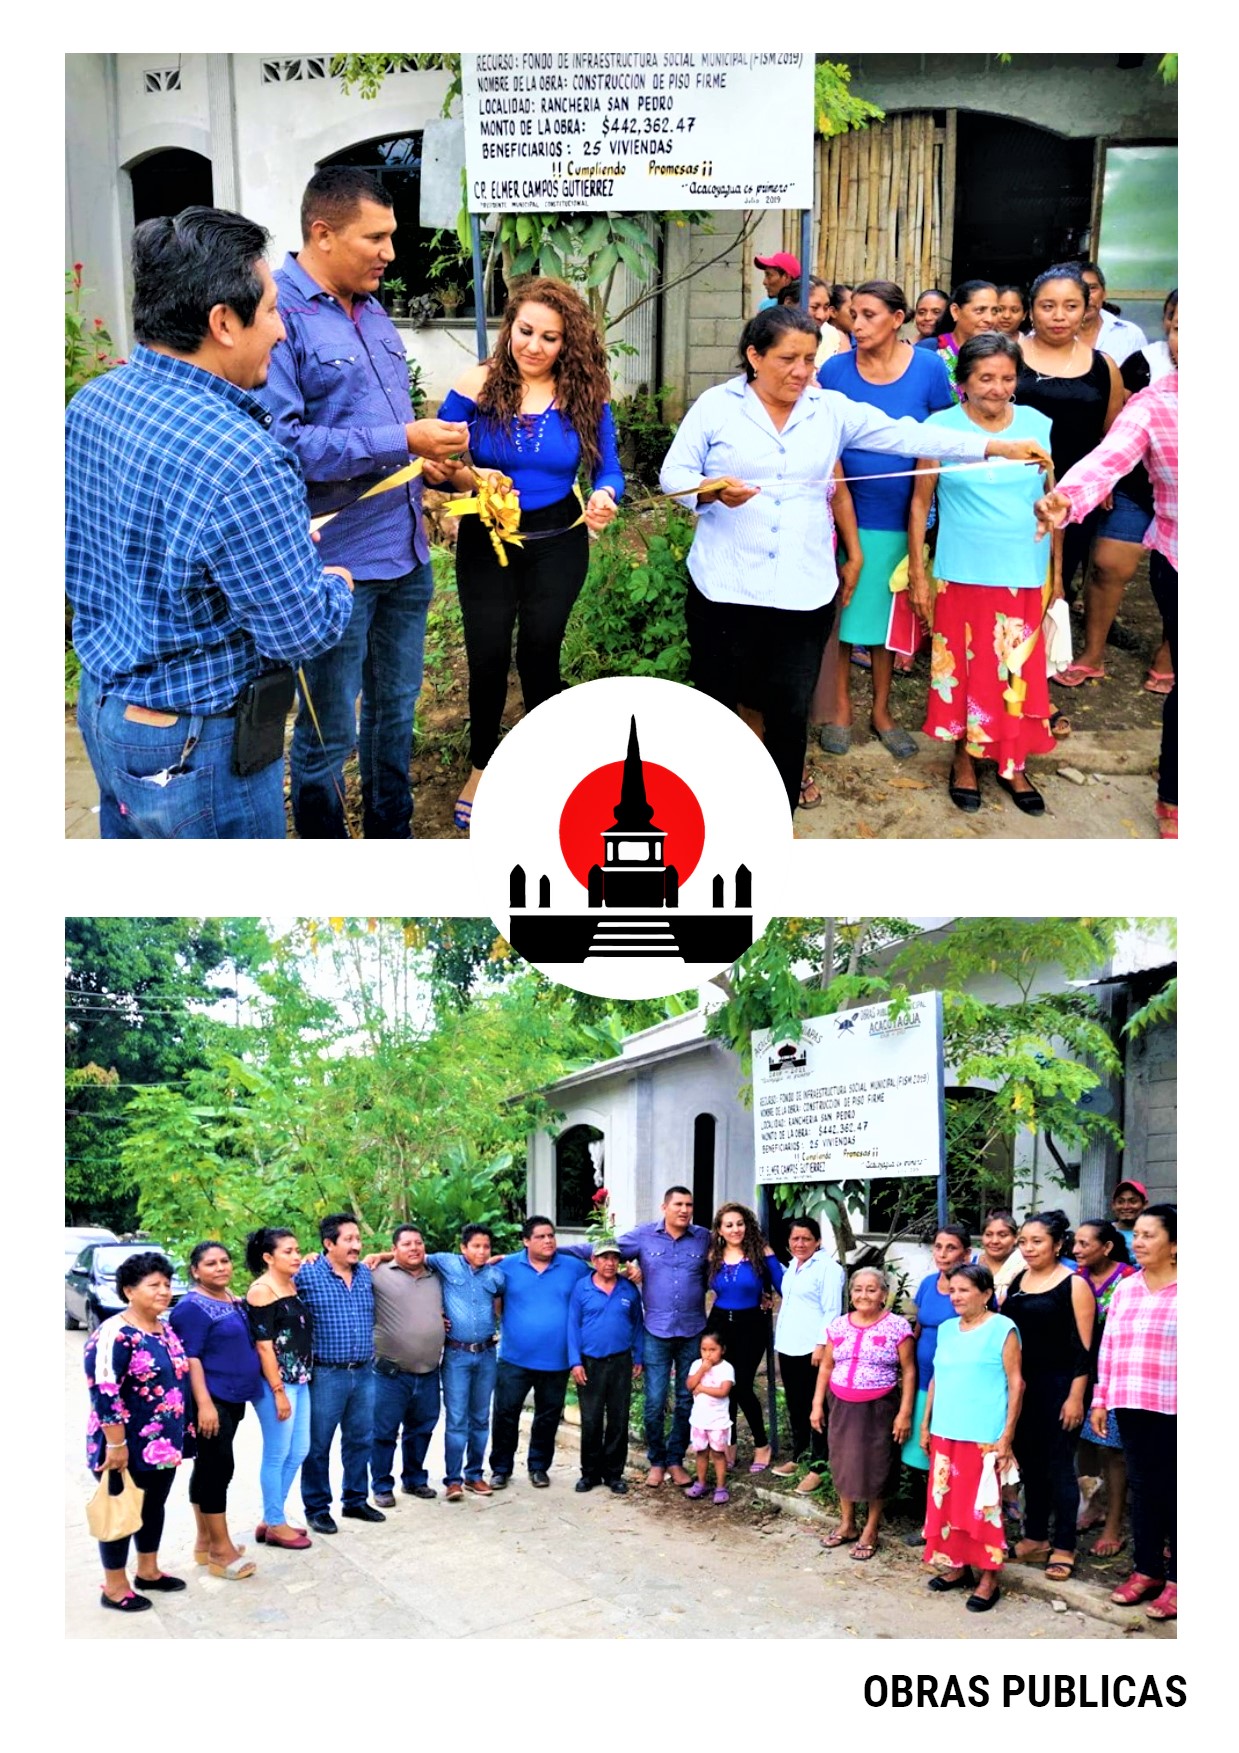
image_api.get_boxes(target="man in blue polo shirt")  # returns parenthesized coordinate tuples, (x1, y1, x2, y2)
(488, 1216, 592, 1489)
(425, 1224, 505, 1502)
(567, 1238, 644, 1495)
(259, 166, 468, 838)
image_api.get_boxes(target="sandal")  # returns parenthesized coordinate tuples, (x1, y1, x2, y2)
(683, 1481, 708, 1499)
(1052, 662, 1106, 688)
(1145, 1581, 1177, 1620)
(851, 1540, 879, 1561)
(1049, 711, 1071, 739)
(453, 796, 473, 833)
(1155, 801, 1178, 840)
(208, 1555, 257, 1580)
(798, 771, 823, 809)
(1044, 1554, 1076, 1582)
(821, 1529, 859, 1548)
(870, 720, 918, 760)
(850, 647, 872, 669)
(712, 1488, 730, 1504)
(1090, 1535, 1126, 1559)
(1110, 1571, 1164, 1606)
(1012, 1539, 1050, 1565)
(1143, 669, 1175, 695)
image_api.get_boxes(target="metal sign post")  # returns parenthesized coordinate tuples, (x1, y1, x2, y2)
(757, 1181, 780, 1462)
(470, 212, 489, 363)
(799, 207, 813, 310)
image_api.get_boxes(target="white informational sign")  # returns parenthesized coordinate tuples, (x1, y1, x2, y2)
(752, 993, 945, 1185)
(462, 51, 814, 213)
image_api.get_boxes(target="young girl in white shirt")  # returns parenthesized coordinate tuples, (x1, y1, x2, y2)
(684, 1332, 736, 1504)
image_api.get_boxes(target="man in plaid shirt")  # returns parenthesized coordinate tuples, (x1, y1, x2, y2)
(67, 207, 356, 838)
(1035, 371, 1178, 837)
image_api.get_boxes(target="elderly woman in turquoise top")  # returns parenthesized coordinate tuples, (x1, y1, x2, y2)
(908, 332, 1058, 819)
(436, 278, 623, 830)
(919, 1262, 1023, 1613)
(660, 305, 1051, 816)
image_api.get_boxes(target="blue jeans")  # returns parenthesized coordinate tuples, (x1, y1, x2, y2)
(370, 1364, 441, 1493)
(642, 1332, 701, 1469)
(290, 562, 433, 838)
(301, 1363, 375, 1513)
(253, 1380, 312, 1525)
(77, 668, 285, 839)
(440, 1345, 498, 1485)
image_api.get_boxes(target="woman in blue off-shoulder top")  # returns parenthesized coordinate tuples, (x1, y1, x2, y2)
(437, 278, 623, 830)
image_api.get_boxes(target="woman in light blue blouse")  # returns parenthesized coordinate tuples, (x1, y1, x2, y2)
(437, 278, 624, 830)
(659, 305, 1051, 814)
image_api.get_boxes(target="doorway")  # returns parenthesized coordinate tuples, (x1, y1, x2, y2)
(950, 113, 1095, 290)
(129, 149, 214, 225)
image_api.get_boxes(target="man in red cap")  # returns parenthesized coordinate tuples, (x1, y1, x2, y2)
(755, 251, 801, 310)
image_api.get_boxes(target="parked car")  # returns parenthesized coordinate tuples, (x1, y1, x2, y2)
(64, 1225, 118, 1269)
(64, 1241, 188, 1331)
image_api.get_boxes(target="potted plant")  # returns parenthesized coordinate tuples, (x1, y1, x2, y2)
(427, 227, 473, 320)
(383, 277, 408, 319)
(436, 283, 465, 316)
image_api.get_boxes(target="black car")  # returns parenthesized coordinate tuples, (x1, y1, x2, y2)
(64, 1242, 189, 1331)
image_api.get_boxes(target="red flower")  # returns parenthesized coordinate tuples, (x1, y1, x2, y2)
(591, 1187, 609, 1205)
(94, 316, 104, 329)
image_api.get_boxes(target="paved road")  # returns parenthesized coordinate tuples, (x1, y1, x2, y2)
(65, 1334, 1146, 1642)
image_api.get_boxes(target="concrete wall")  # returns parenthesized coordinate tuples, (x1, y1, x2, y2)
(662, 209, 783, 420)
(1119, 1019, 1177, 1204)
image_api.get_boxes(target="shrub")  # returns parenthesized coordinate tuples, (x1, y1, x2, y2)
(563, 503, 694, 685)
(66, 265, 122, 404)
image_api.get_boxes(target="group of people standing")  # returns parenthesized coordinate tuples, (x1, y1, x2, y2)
(82, 1181, 1175, 1625)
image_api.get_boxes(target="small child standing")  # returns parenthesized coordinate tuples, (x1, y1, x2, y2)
(684, 1332, 735, 1504)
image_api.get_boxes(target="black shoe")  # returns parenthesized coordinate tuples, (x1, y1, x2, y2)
(306, 1511, 338, 1535)
(133, 1572, 187, 1592)
(373, 1492, 397, 1509)
(100, 1590, 152, 1612)
(948, 763, 981, 812)
(996, 773, 1045, 815)
(927, 1565, 975, 1592)
(341, 1503, 386, 1523)
(966, 1585, 1001, 1612)
(529, 1470, 551, 1488)
(489, 1473, 510, 1491)
(402, 1485, 437, 1500)
(575, 1477, 596, 1493)
(607, 1478, 629, 1495)
(903, 1531, 927, 1548)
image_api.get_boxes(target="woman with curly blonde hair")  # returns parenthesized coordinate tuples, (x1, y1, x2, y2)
(438, 278, 624, 828)
(704, 1202, 783, 1469)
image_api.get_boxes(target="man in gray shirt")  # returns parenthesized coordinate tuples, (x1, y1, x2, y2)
(370, 1225, 445, 1503)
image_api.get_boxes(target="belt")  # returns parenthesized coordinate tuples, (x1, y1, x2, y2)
(313, 1357, 372, 1370)
(374, 1357, 438, 1378)
(121, 701, 236, 725)
(445, 1337, 497, 1353)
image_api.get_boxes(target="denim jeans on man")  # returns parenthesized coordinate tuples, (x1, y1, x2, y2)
(441, 1346, 498, 1485)
(291, 562, 434, 838)
(642, 1333, 700, 1469)
(489, 1361, 569, 1477)
(301, 1364, 375, 1514)
(253, 1380, 312, 1526)
(371, 1362, 441, 1494)
(78, 668, 285, 839)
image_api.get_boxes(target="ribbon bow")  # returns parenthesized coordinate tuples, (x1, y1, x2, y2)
(443, 470, 525, 566)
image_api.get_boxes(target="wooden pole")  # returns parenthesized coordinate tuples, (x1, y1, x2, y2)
(921, 117, 934, 297)
(941, 107, 958, 291)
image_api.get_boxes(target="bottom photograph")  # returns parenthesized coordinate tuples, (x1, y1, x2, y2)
(64, 914, 1177, 1641)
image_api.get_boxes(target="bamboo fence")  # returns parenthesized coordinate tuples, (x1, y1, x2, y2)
(814, 111, 951, 298)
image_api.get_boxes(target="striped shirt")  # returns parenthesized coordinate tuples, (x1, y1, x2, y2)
(295, 1255, 375, 1366)
(1092, 1274, 1177, 1417)
(1056, 375, 1178, 570)
(659, 376, 988, 611)
(66, 346, 354, 713)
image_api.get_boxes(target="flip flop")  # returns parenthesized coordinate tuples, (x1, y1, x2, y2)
(1052, 663, 1106, 688)
(1091, 1535, 1127, 1558)
(453, 796, 473, 833)
(1155, 801, 1178, 839)
(798, 772, 823, 809)
(1143, 670, 1175, 695)
(851, 1541, 879, 1561)
(822, 1530, 859, 1548)
(850, 647, 872, 669)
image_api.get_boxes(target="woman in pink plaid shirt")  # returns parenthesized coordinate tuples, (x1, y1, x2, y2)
(1091, 1203, 1177, 1621)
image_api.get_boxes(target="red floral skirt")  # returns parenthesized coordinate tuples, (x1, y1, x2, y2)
(921, 1436, 1008, 1573)
(922, 581, 1057, 776)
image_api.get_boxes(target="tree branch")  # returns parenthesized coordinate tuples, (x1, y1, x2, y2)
(605, 211, 763, 330)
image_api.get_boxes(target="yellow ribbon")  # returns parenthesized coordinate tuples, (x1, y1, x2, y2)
(309, 458, 425, 534)
(443, 470, 525, 567)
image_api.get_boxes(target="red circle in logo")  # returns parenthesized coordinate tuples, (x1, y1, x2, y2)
(558, 761, 705, 892)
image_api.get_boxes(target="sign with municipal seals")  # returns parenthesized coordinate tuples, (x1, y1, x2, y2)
(462, 51, 814, 212)
(752, 993, 946, 1184)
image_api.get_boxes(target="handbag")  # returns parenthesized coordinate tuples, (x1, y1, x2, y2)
(86, 1468, 145, 1541)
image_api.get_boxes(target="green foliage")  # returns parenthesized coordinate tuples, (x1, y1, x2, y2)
(1157, 54, 1178, 83)
(562, 504, 695, 684)
(331, 53, 461, 113)
(406, 355, 428, 417)
(66, 266, 121, 405)
(65, 644, 81, 707)
(1124, 975, 1177, 1039)
(813, 60, 885, 136)
(399, 1142, 522, 1252)
(613, 385, 679, 489)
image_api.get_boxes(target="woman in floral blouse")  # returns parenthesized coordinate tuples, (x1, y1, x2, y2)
(810, 1266, 915, 1560)
(84, 1250, 192, 1614)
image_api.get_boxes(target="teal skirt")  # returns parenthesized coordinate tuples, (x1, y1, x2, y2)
(838, 528, 908, 647)
(900, 1386, 931, 1471)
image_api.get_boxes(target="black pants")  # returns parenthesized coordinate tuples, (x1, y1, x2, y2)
(456, 493, 589, 769)
(1149, 551, 1177, 806)
(778, 1350, 828, 1466)
(1117, 1408, 1176, 1581)
(578, 1350, 634, 1483)
(187, 1396, 246, 1515)
(686, 579, 836, 814)
(705, 1305, 772, 1447)
(1015, 1373, 1080, 1551)
(489, 1360, 569, 1476)
(95, 1465, 177, 1570)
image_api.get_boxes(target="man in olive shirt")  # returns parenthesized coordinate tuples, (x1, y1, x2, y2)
(370, 1226, 445, 1504)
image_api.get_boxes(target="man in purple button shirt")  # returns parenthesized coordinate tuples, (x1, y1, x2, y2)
(616, 1187, 711, 1488)
(259, 167, 468, 837)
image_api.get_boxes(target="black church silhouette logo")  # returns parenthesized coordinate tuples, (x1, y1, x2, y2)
(507, 716, 753, 965)
(767, 1041, 809, 1073)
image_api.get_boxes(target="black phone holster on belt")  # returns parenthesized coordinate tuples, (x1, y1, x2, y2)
(231, 668, 296, 777)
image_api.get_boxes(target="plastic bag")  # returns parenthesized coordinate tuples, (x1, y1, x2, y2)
(1043, 599, 1073, 673)
(86, 1468, 145, 1542)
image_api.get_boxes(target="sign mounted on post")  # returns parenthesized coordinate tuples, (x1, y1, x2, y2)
(752, 993, 946, 1185)
(462, 51, 814, 213)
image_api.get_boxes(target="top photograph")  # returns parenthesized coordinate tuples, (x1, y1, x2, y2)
(64, 51, 1178, 842)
